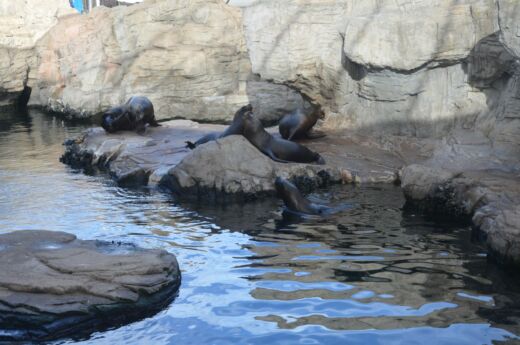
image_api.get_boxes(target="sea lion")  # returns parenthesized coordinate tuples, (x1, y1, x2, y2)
(185, 104, 252, 149)
(242, 110, 325, 165)
(278, 106, 325, 141)
(275, 177, 330, 215)
(275, 177, 351, 217)
(101, 96, 160, 134)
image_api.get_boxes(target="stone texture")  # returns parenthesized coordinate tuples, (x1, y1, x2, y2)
(61, 121, 407, 192)
(498, 0, 520, 57)
(161, 135, 339, 199)
(401, 165, 520, 266)
(0, 230, 180, 342)
(241, 0, 520, 146)
(27, 0, 304, 122)
(0, 0, 74, 106)
(61, 120, 215, 186)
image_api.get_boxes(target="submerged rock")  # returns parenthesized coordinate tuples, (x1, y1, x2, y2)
(0, 230, 181, 342)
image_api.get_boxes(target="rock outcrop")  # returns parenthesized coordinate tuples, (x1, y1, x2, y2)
(0, 0, 74, 106)
(27, 0, 306, 122)
(401, 165, 520, 266)
(61, 121, 406, 194)
(0, 230, 181, 342)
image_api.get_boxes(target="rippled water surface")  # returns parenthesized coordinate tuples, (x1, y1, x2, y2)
(1, 109, 520, 345)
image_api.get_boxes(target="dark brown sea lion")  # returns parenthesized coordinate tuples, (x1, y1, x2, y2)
(275, 177, 329, 215)
(242, 110, 325, 165)
(275, 177, 352, 217)
(101, 96, 160, 134)
(278, 106, 325, 141)
(185, 104, 252, 149)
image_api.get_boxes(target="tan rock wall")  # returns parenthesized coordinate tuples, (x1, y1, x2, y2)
(0, 0, 74, 106)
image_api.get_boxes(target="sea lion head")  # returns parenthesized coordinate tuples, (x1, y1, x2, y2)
(242, 109, 262, 134)
(101, 106, 126, 133)
(233, 104, 253, 121)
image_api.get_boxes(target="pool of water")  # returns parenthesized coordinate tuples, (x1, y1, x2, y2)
(1, 109, 519, 345)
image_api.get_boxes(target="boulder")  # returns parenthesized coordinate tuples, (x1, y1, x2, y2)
(161, 135, 340, 199)
(0, 230, 181, 342)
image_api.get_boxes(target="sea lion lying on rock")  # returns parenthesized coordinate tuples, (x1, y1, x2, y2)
(275, 177, 350, 216)
(279, 106, 325, 141)
(102, 96, 160, 134)
(242, 110, 325, 165)
(186, 104, 252, 149)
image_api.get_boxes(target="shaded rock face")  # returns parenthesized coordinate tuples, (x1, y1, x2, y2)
(0, 0, 74, 107)
(0, 230, 181, 342)
(241, 0, 519, 163)
(27, 0, 307, 122)
(401, 165, 520, 266)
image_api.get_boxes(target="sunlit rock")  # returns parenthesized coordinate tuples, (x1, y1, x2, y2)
(0, 0, 74, 106)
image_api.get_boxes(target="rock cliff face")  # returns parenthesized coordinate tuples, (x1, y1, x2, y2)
(0, 0, 74, 106)
(27, 0, 306, 122)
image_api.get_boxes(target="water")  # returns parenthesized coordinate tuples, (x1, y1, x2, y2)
(1, 108, 519, 345)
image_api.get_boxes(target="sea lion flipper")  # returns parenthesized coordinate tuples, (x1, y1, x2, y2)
(267, 150, 291, 164)
(149, 119, 161, 127)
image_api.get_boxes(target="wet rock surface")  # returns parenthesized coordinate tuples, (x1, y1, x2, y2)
(0, 230, 181, 342)
(61, 121, 406, 193)
(401, 165, 520, 266)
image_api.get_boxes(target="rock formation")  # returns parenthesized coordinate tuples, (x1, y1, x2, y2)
(61, 121, 405, 193)
(0, 0, 74, 106)
(27, 0, 306, 122)
(0, 230, 181, 342)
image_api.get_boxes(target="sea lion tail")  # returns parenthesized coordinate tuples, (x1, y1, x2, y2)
(185, 141, 196, 150)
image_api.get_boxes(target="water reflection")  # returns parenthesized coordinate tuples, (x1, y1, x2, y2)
(0, 109, 518, 344)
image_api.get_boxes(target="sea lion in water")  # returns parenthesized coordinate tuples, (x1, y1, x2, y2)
(278, 106, 325, 141)
(185, 104, 252, 149)
(275, 177, 351, 217)
(275, 177, 330, 215)
(101, 96, 160, 134)
(242, 110, 325, 165)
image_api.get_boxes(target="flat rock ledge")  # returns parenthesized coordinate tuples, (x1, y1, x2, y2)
(0, 230, 181, 342)
(401, 165, 520, 266)
(61, 121, 403, 199)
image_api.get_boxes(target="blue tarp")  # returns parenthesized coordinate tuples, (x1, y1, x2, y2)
(71, 0, 84, 13)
